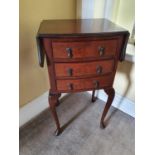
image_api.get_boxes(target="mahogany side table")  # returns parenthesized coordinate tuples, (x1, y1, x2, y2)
(36, 19, 129, 136)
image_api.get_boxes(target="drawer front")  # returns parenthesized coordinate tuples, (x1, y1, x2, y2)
(56, 75, 113, 91)
(55, 59, 114, 78)
(52, 39, 117, 59)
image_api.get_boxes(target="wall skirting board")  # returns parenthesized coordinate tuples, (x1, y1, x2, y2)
(19, 92, 66, 128)
(19, 91, 135, 128)
(88, 90, 135, 117)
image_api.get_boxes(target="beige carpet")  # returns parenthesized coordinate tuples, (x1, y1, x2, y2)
(20, 92, 135, 155)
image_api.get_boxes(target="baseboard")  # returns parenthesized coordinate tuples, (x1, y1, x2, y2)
(20, 91, 135, 128)
(88, 90, 135, 117)
(19, 92, 67, 128)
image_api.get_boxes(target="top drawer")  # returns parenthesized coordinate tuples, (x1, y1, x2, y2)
(52, 39, 118, 59)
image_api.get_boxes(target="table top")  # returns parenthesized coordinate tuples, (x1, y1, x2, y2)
(37, 18, 129, 37)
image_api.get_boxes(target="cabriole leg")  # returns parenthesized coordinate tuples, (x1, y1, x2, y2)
(48, 92, 61, 136)
(100, 88, 115, 128)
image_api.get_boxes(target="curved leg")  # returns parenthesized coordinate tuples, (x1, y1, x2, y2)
(48, 92, 61, 136)
(100, 88, 115, 128)
(92, 90, 97, 102)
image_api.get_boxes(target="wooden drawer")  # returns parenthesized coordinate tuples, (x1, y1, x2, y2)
(55, 59, 114, 78)
(56, 75, 113, 92)
(52, 39, 118, 59)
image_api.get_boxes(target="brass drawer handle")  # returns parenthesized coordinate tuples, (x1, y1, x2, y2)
(66, 48, 73, 58)
(67, 83, 73, 90)
(96, 65, 103, 74)
(93, 80, 99, 89)
(67, 68, 73, 76)
(98, 47, 105, 56)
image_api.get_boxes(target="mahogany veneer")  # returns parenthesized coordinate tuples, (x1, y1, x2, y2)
(55, 59, 114, 78)
(52, 39, 118, 59)
(36, 18, 129, 136)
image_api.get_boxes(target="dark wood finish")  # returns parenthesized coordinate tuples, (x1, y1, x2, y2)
(56, 93, 61, 106)
(92, 90, 97, 103)
(37, 18, 128, 36)
(100, 88, 115, 128)
(48, 92, 61, 136)
(36, 18, 129, 135)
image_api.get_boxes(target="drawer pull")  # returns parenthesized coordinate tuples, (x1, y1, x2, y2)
(93, 80, 99, 89)
(67, 83, 73, 90)
(96, 65, 103, 74)
(66, 48, 73, 58)
(98, 47, 105, 56)
(67, 68, 73, 76)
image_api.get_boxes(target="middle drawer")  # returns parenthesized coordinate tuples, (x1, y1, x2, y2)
(55, 59, 114, 78)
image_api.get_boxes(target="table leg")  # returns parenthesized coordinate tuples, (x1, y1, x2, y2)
(92, 90, 97, 102)
(100, 88, 115, 128)
(56, 93, 61, 106)
(48, 92, 61, 136)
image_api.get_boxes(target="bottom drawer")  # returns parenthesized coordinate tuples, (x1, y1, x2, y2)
(56, 75, 113, 92)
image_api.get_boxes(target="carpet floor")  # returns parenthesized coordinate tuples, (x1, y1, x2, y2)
(20, 92, 135, 155)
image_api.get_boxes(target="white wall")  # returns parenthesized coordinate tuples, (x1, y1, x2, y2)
(76, 0, 135, 102)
